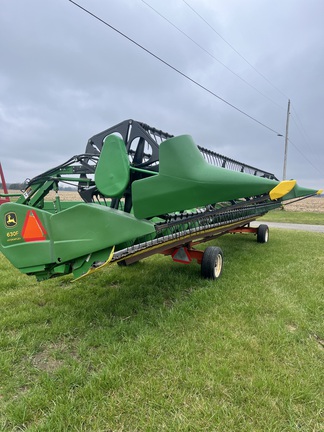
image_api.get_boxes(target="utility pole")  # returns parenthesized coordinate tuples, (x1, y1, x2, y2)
(282, 99, 290, 180)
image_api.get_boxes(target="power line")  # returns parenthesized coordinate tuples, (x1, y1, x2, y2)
(290, 106, 318, 156)
(280, 100, 322, 178)
(140, 0, 284, 110)
(68, 0, 283, 136)
(181, 0, 290, 102)
(288, 138, 322, 177)
(179, 1, 322, 177)
(283, 103, 322, 176)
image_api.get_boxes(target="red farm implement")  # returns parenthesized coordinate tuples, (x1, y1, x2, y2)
(0, 163, 10, 205)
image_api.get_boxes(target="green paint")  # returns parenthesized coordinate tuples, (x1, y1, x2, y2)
(282, 183, 319, 200)
(0, 202, 155, 278)
(1, 132, 319, 281)
(132, 135, 280, 219)
(132, 135, 319, 219)
(95, 135, 130, 198)
(50, 203, 154, 262)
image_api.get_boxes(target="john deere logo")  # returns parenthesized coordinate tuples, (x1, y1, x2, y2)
(5, 212, 17, 228)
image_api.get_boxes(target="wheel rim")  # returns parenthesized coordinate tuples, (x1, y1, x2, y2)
(264, 229, 269, 242)
(214, 254, 223, 278)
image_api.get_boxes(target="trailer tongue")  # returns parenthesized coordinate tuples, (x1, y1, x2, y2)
(0, 120, 320, 281)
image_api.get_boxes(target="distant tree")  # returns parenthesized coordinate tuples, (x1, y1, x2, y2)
(60, 186, 76, 191)
(9, 183, 24, 190)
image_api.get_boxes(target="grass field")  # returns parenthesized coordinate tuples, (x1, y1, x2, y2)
(0, 228, 323, 431)
(260, 210, 324, 225)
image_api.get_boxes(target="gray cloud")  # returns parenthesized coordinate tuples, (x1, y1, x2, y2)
(1, 0, 323, 190)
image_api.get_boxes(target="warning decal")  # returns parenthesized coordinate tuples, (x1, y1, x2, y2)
(172, 247, 192, 264)
(21, 210, 47, 242)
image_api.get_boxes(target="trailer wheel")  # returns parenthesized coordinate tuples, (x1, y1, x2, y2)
(201, 246, 223, 280)
(257, 224, 269, 243)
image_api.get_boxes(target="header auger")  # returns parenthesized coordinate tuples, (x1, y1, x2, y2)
(0, 119, 321, 281)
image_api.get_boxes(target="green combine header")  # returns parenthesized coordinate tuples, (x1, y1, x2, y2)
(0, 120, 321, 281)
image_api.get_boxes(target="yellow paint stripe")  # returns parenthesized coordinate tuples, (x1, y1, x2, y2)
(114, 216, 258, 264)
(74, 215, 266, 280)
(73, 246, 115, 281)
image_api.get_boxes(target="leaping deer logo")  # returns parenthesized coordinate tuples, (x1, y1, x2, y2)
(5, 212, 17, 228)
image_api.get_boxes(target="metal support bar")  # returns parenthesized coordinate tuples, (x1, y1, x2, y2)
(0, 163, 10, 205)
(229, 226, 258, 235)
(162, 244, 204, 265)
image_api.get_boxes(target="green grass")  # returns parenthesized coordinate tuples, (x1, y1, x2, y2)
(260, 209, 324, 225)
(1, 230, 323, 431)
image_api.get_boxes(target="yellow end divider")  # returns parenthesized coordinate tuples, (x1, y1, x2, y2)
(269, 180, 296, 200)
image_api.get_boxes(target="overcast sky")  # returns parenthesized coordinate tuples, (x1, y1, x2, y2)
(1, 0, 323, 190)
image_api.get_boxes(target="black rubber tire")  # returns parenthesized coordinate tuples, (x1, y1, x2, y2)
(201, 246, 223, 280)
(257, 224, 269, 243)
(117, 260, 140, 267)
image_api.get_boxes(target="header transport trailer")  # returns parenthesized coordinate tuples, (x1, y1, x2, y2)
(0, 119, 321, 281)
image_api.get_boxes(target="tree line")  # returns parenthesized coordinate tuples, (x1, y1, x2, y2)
(1, 183, 76, 191)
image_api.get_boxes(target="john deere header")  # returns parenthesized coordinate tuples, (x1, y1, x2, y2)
(0, 120, 320, 282)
